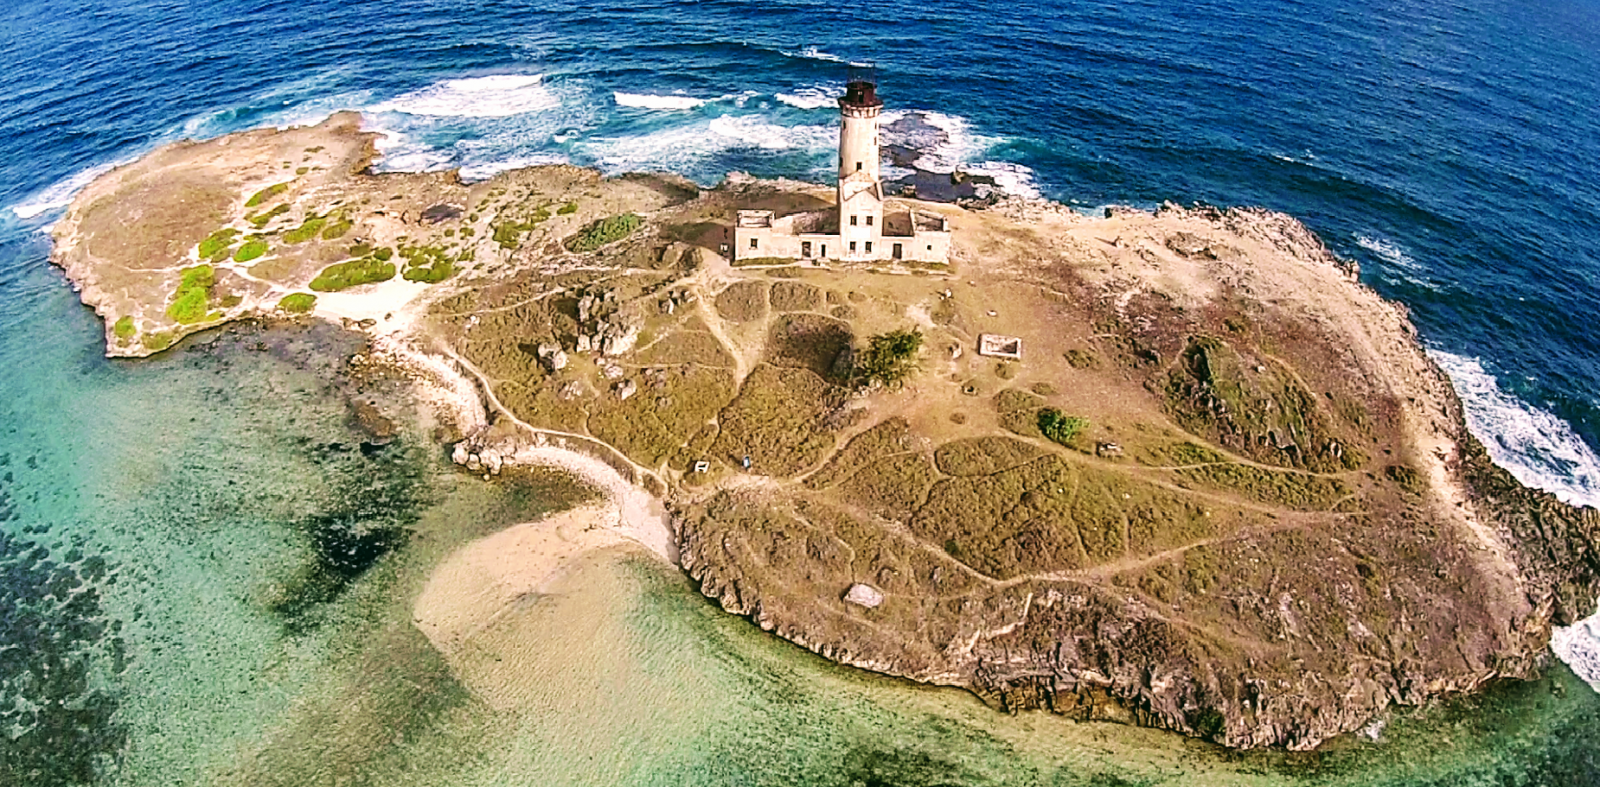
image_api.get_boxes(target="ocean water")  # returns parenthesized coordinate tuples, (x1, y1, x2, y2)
(2, 0, 1600, 784)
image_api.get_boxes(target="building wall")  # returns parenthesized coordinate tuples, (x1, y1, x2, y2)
(734, 224, 948, 265)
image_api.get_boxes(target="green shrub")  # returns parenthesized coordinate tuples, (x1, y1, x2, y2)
(399, 244, 455, 283)
(144, 331, 174, 351)
(281, 215, 327, 244)
(247, 203, 290, 227)
(166, 265, 216, 324)
(373, 247, 393, 261)
(1038, 408, 1088, 446)
(557, 201, 578, 215)
(277, 293, 317, 313)
(198, 228, 238, 260)
(113, 316, 135, 340)
(565, 213, 641, 252)
(320, 218, 353, 240)
(245, 182, 288, 207)
(310, 258, 396, 292)
(234, 239, 269, 262)
(852, 329, 923, 388)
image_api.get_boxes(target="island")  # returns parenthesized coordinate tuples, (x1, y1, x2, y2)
(49, 99, 1599, 751)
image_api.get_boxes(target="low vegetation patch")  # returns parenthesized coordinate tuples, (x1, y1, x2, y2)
(165, 265, 218, 325)
(233, 238, 269, 262)
(281, 215, 328, 244)
(113, 316, 135, 341)
(492, 206, 551, 250)
(557, 201, 578, 215)
(714, 281, 769, 323)
(712, 364, 848, 477)
(399, 244, 455, 283)
(770, 280, 824, 312)
(143, 331, 174, 351)
(851, 328, 923, 388)
(767, 314, 853, 377)
(320, 216, 353, 239)
(276, 293, 317, 313)
(934, 436, 1044, 476)
(566, 213, 641, 252)
(994, 388, 1045, 437)
(246, 204, 291, 229)
(198, 228, 238, 260)
(245, 182, 288, 208)
(1176, 462, 1350, 510)
(806, 418, 914, 490)
(310, 257, 396, 292)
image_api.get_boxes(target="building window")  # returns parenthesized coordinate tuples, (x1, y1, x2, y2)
(927, 245, 933, 251)
(865, 241, 873, 253)
(849, 241, 857, 253)
(802, 241, 812, 257)
(850, 215, 858, 227)
(750, 238, 759, 249)
(865, 215, 873, 226)
(855, 162, 862, 171)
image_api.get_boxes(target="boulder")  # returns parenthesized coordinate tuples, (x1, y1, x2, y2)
(843, 583, 885, 609)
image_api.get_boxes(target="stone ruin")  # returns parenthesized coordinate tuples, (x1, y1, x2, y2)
(978, 334, 1023, 360)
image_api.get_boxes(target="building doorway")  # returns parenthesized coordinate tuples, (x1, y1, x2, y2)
(802, 241, 812, 258)
(892, 242, 903, 260)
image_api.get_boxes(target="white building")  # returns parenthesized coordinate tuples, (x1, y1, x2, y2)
(734, 79, 951, 265)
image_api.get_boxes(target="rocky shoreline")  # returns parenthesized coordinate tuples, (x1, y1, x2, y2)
(46, 114, 1600, 751)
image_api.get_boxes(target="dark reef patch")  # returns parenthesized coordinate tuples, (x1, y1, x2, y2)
(0, 484, 128, 787)
(267, 436, 430, 633)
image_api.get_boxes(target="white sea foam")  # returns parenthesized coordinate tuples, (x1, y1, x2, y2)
(575, 114, 833, 178)
(369, 74, 559, 118)
(1430, 350, 1600, 508)
(457, 153, 570, 182)
(1553, 609, 1600, 693)
(1355, 233, 1440, 291)
(9, 161, 120, 220)
(1355, 234, 1426, 273)
(613, 92, 709, 110)
(781, 46, 867, 66)
(963, 161, 1042, 199)
(775, 84, 843, 110)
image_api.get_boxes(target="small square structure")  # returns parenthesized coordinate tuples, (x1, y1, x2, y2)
(978, 334, 1022, 360)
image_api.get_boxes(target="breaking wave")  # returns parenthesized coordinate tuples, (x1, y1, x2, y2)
(776, 84, 842, 110)
(780, 46, 869, 67)
(368, 74, 559, 118)
(1429, 350, 1600, 508)
(1356, 233, 1439, 290)
(614, 92, 711, 110)
(9, 161, 118, 220)
(1554, 612, 1600, 693)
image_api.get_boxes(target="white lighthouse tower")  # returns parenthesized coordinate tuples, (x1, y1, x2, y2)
(836, 78, 884, 258)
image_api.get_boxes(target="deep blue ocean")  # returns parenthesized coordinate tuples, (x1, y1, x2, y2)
(3, 1, 1600, 784)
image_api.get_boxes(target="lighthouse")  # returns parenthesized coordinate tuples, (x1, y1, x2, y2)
(731, 74, 950, 265)
(836, 78, 885, 257)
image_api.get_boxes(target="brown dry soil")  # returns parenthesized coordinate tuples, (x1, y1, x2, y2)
(50, 115, 1600, 753)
